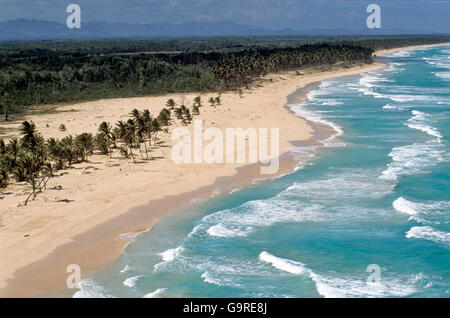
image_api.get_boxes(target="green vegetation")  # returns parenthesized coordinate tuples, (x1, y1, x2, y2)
(0, 95, 219, 203)
(0, 35, 448, 117)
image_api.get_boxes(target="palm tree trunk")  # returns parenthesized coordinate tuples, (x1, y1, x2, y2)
(129, 146, 136, 164)
(143, 142, 149, 159)
(138, 143, 144, 160)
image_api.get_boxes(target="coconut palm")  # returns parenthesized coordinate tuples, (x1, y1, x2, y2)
(215, 96, 222, 105)
(192, 105, 200, 115)
(39, 162, 55, 191)
(130, 109, 141, 121)
(46, 137, 65, 170)
(157, 108, 171, 126)
(174, 108, 183, 119)
(115, 121, 127, 139)
(60, 136, 78, 167)
(5, 137, 21, 171)
(151, 118, 162, 146)
(166, 99, 176, 110)
(0, 138, 5, 156)
(142, 109, 152, 123)
(75, 133, 94, 162)
(185, 109, 193, 124)
(19, 120, 40, 151)
(135, 116, 148, 159)
(208, 97, 215, 107)
(16, 151, 41, 205)
(194, 96, 202, 107)
(122, 123, 136, 163)
(98, 122, 113, 156)
(0, 166, 8, 188)
(94, 133, 110, 155)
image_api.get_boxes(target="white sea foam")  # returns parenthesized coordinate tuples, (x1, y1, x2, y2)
(259, 251, 307, 275)
(321, 99, 343, 106)
(288, 103, 343, 144)
(393, 197, 448, 219)
(200, 271, 239, 287)
(123, 275, 143, 288)
(406, 110, 442, 138)
(380, 139, 445, 181)
(120, 265, 131, 273)
(207, 223, 250, 238)
(406, 226, 450, 244)
(143, 288, 167, 298)
(434, 72, 450, 79)
(356, 73, 429, 104)
(382, 104, 404, 111)
(73, 279, 113, 298)
(393, 197, 421, 215)
(259, 252, 418, 298)
(198, 198, 323, 238)
(285, 169, 393, 201)
(200, 270, 244, 288)
(159, 246, 185, 262)
(308, 272, 418, 298)
(154, 246, 186, 271)
(384, 50, 412, 58)
(198, 260, 271, 288)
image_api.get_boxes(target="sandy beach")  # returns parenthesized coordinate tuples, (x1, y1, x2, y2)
(0, 42, 448, 297)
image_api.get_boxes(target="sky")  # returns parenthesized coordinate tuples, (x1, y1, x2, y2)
(0, 0, 449, 32)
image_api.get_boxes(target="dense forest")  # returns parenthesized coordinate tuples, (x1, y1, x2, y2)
(1, 35, 449, 117)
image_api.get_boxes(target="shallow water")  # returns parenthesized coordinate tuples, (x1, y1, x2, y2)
(74, 45, 450, 298)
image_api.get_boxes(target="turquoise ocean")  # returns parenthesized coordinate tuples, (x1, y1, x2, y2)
(74, 46, 450, 298)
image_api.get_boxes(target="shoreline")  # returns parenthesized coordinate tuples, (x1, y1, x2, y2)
(1, 42, 448, 297)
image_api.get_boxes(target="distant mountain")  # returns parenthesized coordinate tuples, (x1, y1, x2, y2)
(0, 19, 442, 41)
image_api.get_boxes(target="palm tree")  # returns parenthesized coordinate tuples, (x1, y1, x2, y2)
(20, 120, 40, 151)
(151, 118, 161, 146)
(126, 119, 137, 146)
(215, 96, 222, 105)
(157, 108, 171, 126)
(135, 117, 148, 159)
(122, 123, 136, 163)
(98, 122, 113, 156)
(5, 137, 21, 170)
(174, 108, 183, 119)
(94, 133, 110, 155)
(194, 96, 202, 107)
(185, 109, 193, 124)
(46, 138, 65, 170)
(39, 162, 55, 191)
(142, 109, 152, 123)
(0, 166, 8, 188)
(208, 97, 215, 107)
(130, 109, 141, 121)
(75, 133, 94, 162)
(192, 105, 200, 115)
(0, 138, 5, 156)
(16, 151, 41, 205)
(166, 99, 176, 110)
(115, 120, 127, 136)
(60, 136, 77, 167)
